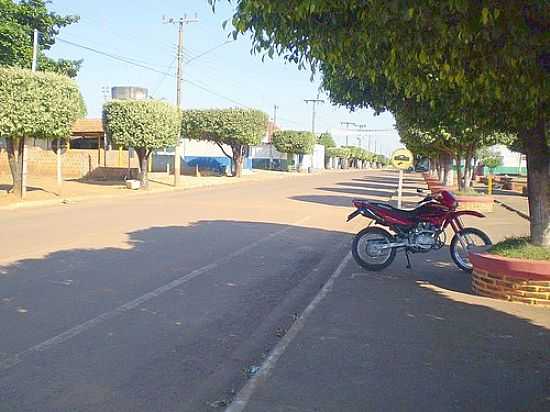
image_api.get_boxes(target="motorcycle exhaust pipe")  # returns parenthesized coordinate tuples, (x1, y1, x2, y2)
(378, 242, 408, 250)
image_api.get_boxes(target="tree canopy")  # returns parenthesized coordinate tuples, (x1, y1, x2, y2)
(181, 108, 268, 177)
(318, 132, 335, 148)
(272, 130, 316, 155)
(103, 100, 181, 187)
(0, 0, 81, 77)
(0, 67, 84, 197)
(0, 67, 84, 140)
(221, 0, 549, 246)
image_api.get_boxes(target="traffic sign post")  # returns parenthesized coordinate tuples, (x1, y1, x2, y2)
(390, 148, 414, 209)
(397, 169, 404, 208)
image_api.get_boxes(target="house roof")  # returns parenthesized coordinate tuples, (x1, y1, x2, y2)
(71, 118, 104, 136)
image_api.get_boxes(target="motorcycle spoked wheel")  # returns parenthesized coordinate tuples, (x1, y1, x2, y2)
(352, 227, 397, 271)
(450, 227, 492, 272)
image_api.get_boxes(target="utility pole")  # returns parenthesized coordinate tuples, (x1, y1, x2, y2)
(21, 29, 40, 199)
(31, 29, 39, 72)
(164, 14, 198, 186)
(273, 104, 279, 126)
(304, 94, 324, 135)
(269, 104, 279, 169)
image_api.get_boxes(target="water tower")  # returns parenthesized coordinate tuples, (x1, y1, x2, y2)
(111, 86, 148, 100)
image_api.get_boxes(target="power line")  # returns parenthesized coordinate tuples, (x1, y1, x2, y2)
(57, 38, 175, 77)
(56, 37, 304, 127)
(151, 56, 177, 97)
(184, 40, 234, 65)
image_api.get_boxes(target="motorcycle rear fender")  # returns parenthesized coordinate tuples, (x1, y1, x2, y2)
(453, 210, 486, 219)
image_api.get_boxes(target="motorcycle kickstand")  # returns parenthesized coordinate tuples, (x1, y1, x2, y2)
(405, 249, 412, 269)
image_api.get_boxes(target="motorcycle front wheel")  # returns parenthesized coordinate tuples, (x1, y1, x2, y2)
(352, 227, 396, 271)
(450, 227, 492, 272)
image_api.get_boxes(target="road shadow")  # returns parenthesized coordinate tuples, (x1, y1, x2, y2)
(1, 220, 548, 411)
(351, 177, 424, 190)
(67, 178, 126, 187)
(0, 220, 351, 411)
(290, 194, 422, 210)
(336, 181, 402, 191)
(316, 186, 420, 198)
(0, 183, 58, 194)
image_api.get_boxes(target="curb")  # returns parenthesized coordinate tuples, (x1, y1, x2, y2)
(494, 199, 530, 221)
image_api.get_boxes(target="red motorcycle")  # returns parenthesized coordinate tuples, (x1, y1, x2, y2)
(347, 190, 491, 272)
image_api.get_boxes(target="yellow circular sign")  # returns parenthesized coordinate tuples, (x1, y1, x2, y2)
(391, 148, 414, 170)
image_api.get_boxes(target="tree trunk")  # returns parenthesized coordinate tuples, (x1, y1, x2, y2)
(6, 138, 24, 199)
(456, 154, 464, 191)
(233, 145, 244, 178)
(56, 138, 63, 192)
(525, 116, 549, 247)
(470, 156, 477, 187)
(463, 153, 473, 190)
(136, 148, 149, 189)
(297, 153, 304, 172)
(435, 156, 443, 182)
(441, 153, 453, 186)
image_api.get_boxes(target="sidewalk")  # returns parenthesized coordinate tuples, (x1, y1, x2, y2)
(491, 191, 530, 220)
(472, 182, 530, 219)
(228, 201, 548, 411)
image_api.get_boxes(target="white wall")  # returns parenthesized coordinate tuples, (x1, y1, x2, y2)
(251, 143, 325, 169)
(157, 139, 232, 157)
(491, 144, 526, 168)
(250, 143, 287, 160)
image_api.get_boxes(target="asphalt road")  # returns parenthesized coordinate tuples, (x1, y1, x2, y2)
(1, 170, 547, 412)
(0, 170, 373, 411)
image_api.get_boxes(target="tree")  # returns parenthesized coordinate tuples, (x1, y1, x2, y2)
(103, 100, 181, 189)
(223, 0, 548, 245)
(0, 67, 84, 198)
(396, 103, 513, 191)
(272, 130, 316, 171)
(318, 132, 335, 148)
(0, 0, 81, 77)
(326, 147, 351, 169)
(182, 108, 268, 177)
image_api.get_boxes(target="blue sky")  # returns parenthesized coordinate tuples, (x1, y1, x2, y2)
(46, 0, 401, 156)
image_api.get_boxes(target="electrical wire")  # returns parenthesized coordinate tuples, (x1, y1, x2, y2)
(57, 37, 304, 127)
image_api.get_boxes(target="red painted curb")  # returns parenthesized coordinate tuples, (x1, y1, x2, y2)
(469, 252, 550, 280)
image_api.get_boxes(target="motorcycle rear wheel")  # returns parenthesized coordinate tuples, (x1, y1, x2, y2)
(450, 227, 492, 272)
(352, 227, 396, 271)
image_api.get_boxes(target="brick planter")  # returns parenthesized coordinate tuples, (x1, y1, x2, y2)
(470, 252, 550, 306)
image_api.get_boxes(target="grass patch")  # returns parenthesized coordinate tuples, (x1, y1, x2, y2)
(489, 237, 550, 261)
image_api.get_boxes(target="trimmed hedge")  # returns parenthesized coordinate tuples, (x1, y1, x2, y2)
(182, 108, 268, 147)
(103, 100, 181, 150)
(326, 147, 351, 159)
(0, 67, 84, 140)
(272, 130, 316, 155)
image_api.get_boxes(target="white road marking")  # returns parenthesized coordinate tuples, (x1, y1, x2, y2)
(225, 251, 353, 412)
(0, 217, 310, 372)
